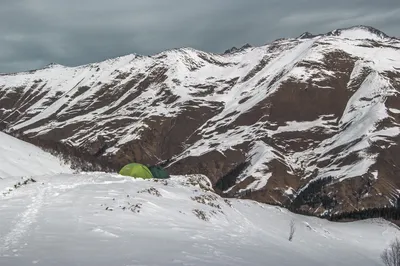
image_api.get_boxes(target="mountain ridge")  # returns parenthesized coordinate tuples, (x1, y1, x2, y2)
(1, 25, 393, 75)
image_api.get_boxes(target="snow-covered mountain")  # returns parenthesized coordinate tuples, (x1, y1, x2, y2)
(1, 25, 400, 216)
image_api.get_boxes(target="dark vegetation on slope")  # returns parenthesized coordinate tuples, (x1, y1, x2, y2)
(214, 162, 250, 193)
(283, 204, 400, 227)
(291, 177, 337, 211)
(325, 206, 400, 226)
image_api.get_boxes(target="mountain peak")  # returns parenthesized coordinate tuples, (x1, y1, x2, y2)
(223, 43, 252, 54)
(326, 25, 389, 40)
(43, 62, 65, 69)
(297, 25, 390, 41)
(297, 32, 317, 39)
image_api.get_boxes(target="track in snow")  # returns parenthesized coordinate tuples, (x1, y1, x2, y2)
(0, 185, 47, 255)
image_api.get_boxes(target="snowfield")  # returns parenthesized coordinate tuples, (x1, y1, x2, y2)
(0, 131, 72, 180)
(0, 173, 399, 265)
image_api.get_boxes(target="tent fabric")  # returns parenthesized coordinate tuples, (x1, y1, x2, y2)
(119, 163, 153, 179)
(148, 165, 170, 179)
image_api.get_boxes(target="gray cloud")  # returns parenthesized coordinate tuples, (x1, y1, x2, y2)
(1, 0, 399, 73)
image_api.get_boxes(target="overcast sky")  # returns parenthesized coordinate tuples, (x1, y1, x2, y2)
(1, 0, 399, 73)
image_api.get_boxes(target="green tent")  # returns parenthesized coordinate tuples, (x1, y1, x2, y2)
(148, 165, 170, 179)
(119, 163, 153, 179)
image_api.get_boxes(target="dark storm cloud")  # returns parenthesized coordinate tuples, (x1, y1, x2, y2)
(1, 0, 399, 73)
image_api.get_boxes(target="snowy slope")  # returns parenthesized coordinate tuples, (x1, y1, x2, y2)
(1, 25, 400, 215)
(0, 132, 71, 179)
(0, 172, 398, 266)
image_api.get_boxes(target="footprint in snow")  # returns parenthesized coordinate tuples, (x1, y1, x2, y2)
(91, 228, 119, 238)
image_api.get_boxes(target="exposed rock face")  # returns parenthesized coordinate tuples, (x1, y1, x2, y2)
(1, 25, 400, 216)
